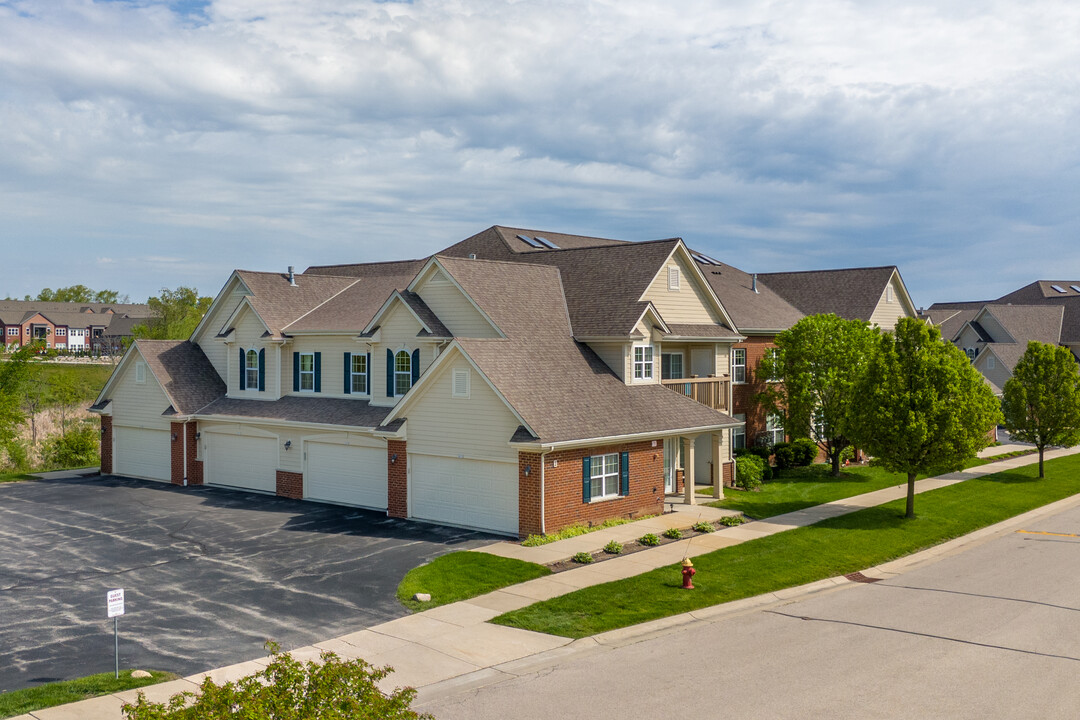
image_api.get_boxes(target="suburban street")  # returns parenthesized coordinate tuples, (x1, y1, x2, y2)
(0, 474, 494, 692)
(420, 500, 1080, 720)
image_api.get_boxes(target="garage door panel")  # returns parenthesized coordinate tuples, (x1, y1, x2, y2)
(114, 426, 170, 482)
(305, 442, 387, 510)
(410, 455, 517, 535)
(205, 433, 277, 493)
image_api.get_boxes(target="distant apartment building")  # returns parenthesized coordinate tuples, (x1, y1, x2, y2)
(0, 301, 152, 353)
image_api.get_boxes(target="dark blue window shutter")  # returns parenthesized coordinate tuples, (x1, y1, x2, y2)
(582, 456, 592, 503)
(314, 352, 322, 392)
(258, 349, 265, 391)
(411, 348, 420, 385)
(386, 349, 395, 397)
(343, 352, 352, 394)
(292, 352, 299, 392)
(366, 352, 371, 395)
(620, 451, 630, 496)
(238, 347, 246, 390)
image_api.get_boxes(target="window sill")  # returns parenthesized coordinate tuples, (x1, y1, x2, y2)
(586, 494, 626, 504)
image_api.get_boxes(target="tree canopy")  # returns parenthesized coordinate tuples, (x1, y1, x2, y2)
(0, 342, 41, 448)
(757, 314, 879, 476)
(847, 317, 1001, 518)
(1001, 341, 1080, 478)
(132, 287, 212, 340)
(15, 286, 127, 303)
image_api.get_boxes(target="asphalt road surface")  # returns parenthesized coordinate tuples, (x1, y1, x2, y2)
(0, 474, 494, 692)
(421, 500, 1080, 720)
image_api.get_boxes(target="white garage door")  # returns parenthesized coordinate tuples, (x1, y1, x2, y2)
(305, 442, 387, 510)
(410, 454, 518, 535)
(114, 426, 171, 482)
(204, 432, 278, 493)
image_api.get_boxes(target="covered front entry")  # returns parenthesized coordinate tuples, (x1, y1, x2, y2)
(203, 430, 278, 493)
(409, 454, 519, 535)
(305, 441, 387, 510)
(114, 426, 170, 482)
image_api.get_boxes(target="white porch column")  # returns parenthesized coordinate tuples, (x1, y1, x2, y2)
(683, 434, 698, 505)
(712, 432, 724, 500)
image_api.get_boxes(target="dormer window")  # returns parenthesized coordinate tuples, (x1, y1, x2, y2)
(667, 267, 680, 291)
(245, 349, 259, 389)
(395, 350, 412, 395)
(633, 345, 654, 380)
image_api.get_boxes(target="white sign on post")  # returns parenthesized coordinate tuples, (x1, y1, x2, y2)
(107, 588, 125, 618)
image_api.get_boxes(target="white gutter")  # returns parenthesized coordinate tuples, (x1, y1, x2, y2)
(510, 421, 744, 453)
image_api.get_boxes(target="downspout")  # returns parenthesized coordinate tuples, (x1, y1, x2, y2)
(540, 450, 548, 536)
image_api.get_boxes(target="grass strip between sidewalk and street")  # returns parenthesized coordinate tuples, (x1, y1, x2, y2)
(397, 551, 550, 611)
(0, 473, 35, 483)
(0, 670, 175, 719)
(492, 454, 1080, 639)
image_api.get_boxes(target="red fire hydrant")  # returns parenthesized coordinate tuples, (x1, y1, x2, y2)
(681, 558, 696, 589)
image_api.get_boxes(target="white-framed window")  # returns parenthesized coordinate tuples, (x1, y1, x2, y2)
(732, 348, 746, 384)
(633, 345, 654, 380)
(395, 350, 412, 396)
(55, 327, 66, 336)
(135, 361, 146, 384)
(452, 368, 470, 398)
(964, 348, 976, 362)
(661, 352, 684, 380)
(351, 354, 368, 394)
(589, 453, 620, 500)
(766, 413, 785, 445)
(245, 349, 259, 390)
(765, 348, 781, 382)
(733, 413, 746, 451)
(6, 327, 17, 336)
(299, 352, 315, 392)
(986, 354, 995, 370)
(667, 266, 680, 291)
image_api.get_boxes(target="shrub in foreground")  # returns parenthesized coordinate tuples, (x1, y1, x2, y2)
(122, 643, 431, 720)
(734, 454, 764, 490)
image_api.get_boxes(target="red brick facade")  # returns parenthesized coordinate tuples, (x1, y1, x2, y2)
(732, 335, 779, 446)
(276, 470, 303, 499)
(387, 440, 408, 518)
(519, 440, 666, 537)
(186, 422, 203, 485)
(722, 460, 735, 486)
(170, 422, 185, 485)
(99, 415, 113, 474)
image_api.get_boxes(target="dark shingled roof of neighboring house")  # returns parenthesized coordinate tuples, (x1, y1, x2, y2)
(694, 257, 804, 332)
(922, 302, 988, 341)
(995, 281, 1080, 344)
(135, 340, 226, 415)
(438, 225, 629, 262)
(756, 266, 900, 322)
(282, 261, 427, 333)
(980, 304, 1064, 350)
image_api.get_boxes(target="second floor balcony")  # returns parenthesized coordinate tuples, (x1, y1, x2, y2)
(660, 375, 729, 412)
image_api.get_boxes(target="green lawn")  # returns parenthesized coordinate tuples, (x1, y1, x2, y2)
(0, 670, 174, 719)
(33, 362, 115, 404)
(492, 453, 1080, 639)
(709, 460, 986, 519)
(397, 551, 551, 611)
(0, 473, 34, 483)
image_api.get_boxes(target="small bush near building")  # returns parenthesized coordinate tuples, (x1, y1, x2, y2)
(692, 521, 714, 533)
(571, 551, 594, 564)
(718, 515, 746, 526)
(663, 527, 683, 540)
(40, 422, 99, 470)
(791, 438, 819, 467)
(122, 644, 431, 720)
(772, 442, 796, 470)
(640, 533, 661, 547)
(603, 540, 623, 554)
(734, 454, 764, 490)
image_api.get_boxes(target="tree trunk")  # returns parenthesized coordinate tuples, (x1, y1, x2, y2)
(906, 472, 917, 519)
(1038, 445, 1045, 479)
(831, 450, 842, 477)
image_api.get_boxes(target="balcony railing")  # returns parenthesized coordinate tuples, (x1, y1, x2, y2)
(661, 375, 729, 412)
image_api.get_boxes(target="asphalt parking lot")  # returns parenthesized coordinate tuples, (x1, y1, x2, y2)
(0, 474, 496, 692)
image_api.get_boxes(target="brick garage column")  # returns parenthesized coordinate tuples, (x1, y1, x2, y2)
(518, 452, 542, 538)
(276, 470, 303, 499)
(186, 423, 203, 486)
(99, 415, 113, 474)
(387, 440, 407, 518)
(170, 422, 184, 485)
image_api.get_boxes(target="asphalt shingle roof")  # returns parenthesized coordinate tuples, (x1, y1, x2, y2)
(995, 281, 1080, 344)
(231, 271, 358, 337)
(197, 396, 390, 428)
(757, 266, 899, 322)
(439, 226, 629, 262)
(694, 258, 804, 332)
(282, 261, 427, 333)
(135, 340, 225, 415)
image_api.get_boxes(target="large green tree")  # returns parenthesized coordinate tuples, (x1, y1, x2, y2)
(757, 314, 879, 476)
(1001, 341, 1080, 478)
(133, 287, 212, 340)
(847, 317, 1001, 518)
(0, 342, 41, 448)
(25, 286, 126, 303)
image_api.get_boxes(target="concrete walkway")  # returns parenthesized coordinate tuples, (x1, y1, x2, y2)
(14, 446, 1078, 720)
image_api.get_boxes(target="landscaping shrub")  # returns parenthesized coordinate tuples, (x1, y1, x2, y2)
(639, 533, 661, 547)
(718, 515, 745, 526)
(840, 446, 855, 464)
(734, 454, 764, 490)
(692, 521, 714, 533)
(571, 551, 594, 564)
(40, 423, 99, 470)
(603, 540, 623, 554)
(772, 442, 796, 471)
(663, 527, 683, 540)
(791, 438, 818, 467)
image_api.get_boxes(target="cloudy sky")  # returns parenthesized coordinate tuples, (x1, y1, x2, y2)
(2, 0, 1078, 306)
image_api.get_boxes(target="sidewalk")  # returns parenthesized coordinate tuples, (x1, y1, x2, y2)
(14, 446, 1078, 720)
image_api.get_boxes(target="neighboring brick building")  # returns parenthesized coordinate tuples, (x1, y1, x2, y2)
(0, 301, 151, 352)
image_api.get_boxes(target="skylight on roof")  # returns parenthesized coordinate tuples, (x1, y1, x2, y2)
(516, 234, 544, 249)
(1051, 284, 1067, 293)
(691, 252, 719, 266)
(533, 236, 560, 249)
(1071, 285, 1080, 293)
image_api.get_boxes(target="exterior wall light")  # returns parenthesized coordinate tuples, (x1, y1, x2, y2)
(391, 453, 398, 464)
(524, 465, 531, 477)
(284, 440, 292, 451)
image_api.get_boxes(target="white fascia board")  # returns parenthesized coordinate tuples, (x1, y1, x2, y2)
(889, 268, 920, 319)
(361, 291, 432, 335)
(191, 413, 381, 434)
(220, 297, 273, 339)
(409, 257, 506, 339)
(512, 421, 745, 453)
(662, 334, 745, 342)
(382, 341, 535, 435)
(92, 342, 143, 406)
(190, 272, 251, 343)
(642, 242, 740, 333)
(635, 302, 672, 335)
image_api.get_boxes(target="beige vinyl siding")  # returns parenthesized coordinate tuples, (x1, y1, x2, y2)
(193, 280, 249, 377)
(975, 350, 1011, 393)
(111, 350, 173, 430)
(956, 325, 985, 351)
(404, 356, 521, 463)
(228, 309, 275, 398)
(588, 342, 629, 381)
(977, 312, 1011, 343)
(369, 304, 439, 406)
(869, 274, 916, 330)
(714, 343, 732, 378)
(643, 253, 722, 324)
(415, 273, 500, 338)
(284, 336, 374, 398)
